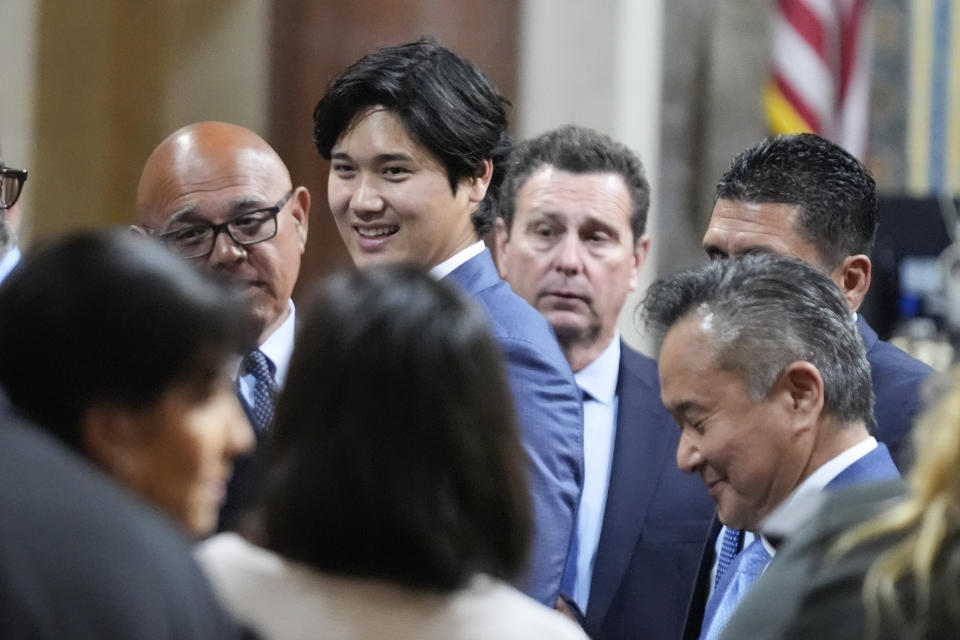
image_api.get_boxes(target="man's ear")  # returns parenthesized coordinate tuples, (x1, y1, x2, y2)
(628, 233, 651, 291)
(831, 254, 871, 312)
(466, 159, 494, 205)
(290, 186, 311, 252)
(774, 361, 824, 436)
(493, 216, 510, 279)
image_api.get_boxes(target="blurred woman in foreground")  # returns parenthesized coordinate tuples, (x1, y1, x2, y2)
(197, 264, 587, 639)
(0, 230, 255, 536)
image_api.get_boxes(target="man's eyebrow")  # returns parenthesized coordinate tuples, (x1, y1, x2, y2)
(163, 198, 267, 228)
(330, 151, 416, 163)
(668, 400, 703, 419)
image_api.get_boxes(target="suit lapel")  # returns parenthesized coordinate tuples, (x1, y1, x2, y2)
(586, 345, 678, 626)
(856, 314, 879, 353)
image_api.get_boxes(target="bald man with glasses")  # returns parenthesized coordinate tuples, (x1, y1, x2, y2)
(135, 121, 310, 531)
(0, 146, 28, 284)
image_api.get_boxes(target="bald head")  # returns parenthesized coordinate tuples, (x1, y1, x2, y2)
(137, 122, 289, 225)
(136, 122, 310, 344)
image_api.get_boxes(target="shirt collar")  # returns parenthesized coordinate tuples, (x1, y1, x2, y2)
(429, 241, 485, 280)
(762, 435, 878, 530)
(258, 299, 296, 385)
(0, 245, 21, 284)
(575, 335, 620, 406)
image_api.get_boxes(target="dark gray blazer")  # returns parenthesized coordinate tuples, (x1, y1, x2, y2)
(0, 389, 251, 640)
(719, 480, 923, 640)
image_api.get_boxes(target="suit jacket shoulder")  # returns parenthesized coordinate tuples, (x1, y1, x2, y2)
(858, 316, 934, 467)
(684, 441, 900, 640)
(587, 343, 715, 640)
(0, 404, 245, 639)
(720, 480, 909, 640)
(446, 250, 584, 606)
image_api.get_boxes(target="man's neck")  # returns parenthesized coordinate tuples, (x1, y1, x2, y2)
(564, 331, 617, 373)
(798, 419, 872, 486)
(257, 304, 292, 347)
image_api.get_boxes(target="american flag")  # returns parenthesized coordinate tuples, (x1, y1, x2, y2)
(764, 0, 873, 160)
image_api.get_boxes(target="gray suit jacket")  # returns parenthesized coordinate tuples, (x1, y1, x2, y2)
(0, 388, 250, 639)
(719, 480, 917, 640)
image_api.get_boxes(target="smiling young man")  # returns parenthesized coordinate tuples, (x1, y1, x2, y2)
(313, 39, 584, 607)
(643, 253, 899, 640)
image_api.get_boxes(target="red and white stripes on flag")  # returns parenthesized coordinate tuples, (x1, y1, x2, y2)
(764, 0, 873, 160)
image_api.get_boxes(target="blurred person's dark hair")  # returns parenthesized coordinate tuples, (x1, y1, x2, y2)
(265, 263, 531, 590)
(0, 229, 256, 449)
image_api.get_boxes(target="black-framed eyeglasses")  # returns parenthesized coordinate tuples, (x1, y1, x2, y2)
(157, 190, 294, 259)
(0, 166, 28, 210)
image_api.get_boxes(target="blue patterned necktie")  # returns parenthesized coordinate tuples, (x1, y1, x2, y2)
(241, 349, 277, 433)
(699, 537, 772, 640)
(714, 527, 743, 589)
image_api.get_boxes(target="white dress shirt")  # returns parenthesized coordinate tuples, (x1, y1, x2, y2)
(237, 299, 296, 406)
(0, 245, 21, 284)
(429, 241, 485, 280)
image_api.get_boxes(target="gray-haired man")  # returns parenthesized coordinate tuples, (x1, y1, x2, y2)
(642, 253, 900, 640)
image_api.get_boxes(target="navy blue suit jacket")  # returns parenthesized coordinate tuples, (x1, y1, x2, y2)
(585, 344, 715, 640)
(858, 316, 933, 468)
(681, 443, 900, 640)
(446, 249, 585, 606)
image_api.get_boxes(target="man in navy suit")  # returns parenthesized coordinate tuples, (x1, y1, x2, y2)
(495, 125, 714, 639)
(643, 254, 900, 640)
(312, 39, 583, 606)
(701, 133, 933, 469)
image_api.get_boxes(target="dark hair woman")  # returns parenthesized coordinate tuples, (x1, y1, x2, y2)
(197, 264, 587, 639)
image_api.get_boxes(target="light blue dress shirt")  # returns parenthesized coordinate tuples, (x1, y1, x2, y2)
(567, 335, 621, 611)
(0, 245, 21, 284)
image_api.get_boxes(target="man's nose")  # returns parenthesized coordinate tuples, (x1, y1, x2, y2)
(349, 175, 384, 213)
(676, 428, 704, 475)
(207, 228, 246, 268)
(554, 234, 584, 275)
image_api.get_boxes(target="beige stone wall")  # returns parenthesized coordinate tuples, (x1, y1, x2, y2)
(15, 0, 269, 245)
(0, 0, 40, 243)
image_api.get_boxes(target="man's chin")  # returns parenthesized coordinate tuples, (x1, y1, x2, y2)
(546, 316, 591, 346)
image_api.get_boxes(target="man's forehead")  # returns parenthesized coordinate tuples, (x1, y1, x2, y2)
(138, 158, 287, 226)
(703, 200, 815, 258)
(516, 165, 631, 218)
